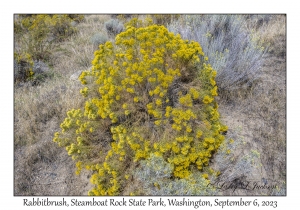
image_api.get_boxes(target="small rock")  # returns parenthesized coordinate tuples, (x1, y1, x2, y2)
(70, 70, 83, 81)
(70, 67, 92, 81)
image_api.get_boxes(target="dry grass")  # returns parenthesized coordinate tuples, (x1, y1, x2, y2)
(247, 15, 286, 58)
(14, 14, 286, 196)
(14, 72, 90, 195)
(14, 15, 112, 195)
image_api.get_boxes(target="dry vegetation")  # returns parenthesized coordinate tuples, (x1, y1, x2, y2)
(14, 15, 112, 195)
(211, 15, 286, 195)
(14, 14, 286, 195)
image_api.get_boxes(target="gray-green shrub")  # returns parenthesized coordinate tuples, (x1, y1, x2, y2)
(168, 15, 267, 92)
(134, 154, 216, 195)
(90, 32, 108, 49)
(104, 19, 124, 36)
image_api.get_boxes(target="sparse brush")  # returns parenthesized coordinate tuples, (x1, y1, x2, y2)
(14, 14, 83, 84)
(14, 15, 77, 60)
(104, 19, 124, 36)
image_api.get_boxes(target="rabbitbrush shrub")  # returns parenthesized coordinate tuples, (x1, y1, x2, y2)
(14, 14, 83, 60)
(14, 15, 84, 83)
(53, 18, 227, 195)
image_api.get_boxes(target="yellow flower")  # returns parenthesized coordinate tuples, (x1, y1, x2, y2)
(159, 92, 165, 98)
(203, 95, 213, 104)
(196, 130, 203, 138)
(180, 94, 194, 107)
(154, 120, 161, 126)
(186, 125, 192, 133)
(211, 86, 218, 96)
(210, 78, 216, 86)
(202, 173, 209, 179)
(126, 88, 135, 93)
(122, 103, 128, 109)
(155, 99, 162, 106)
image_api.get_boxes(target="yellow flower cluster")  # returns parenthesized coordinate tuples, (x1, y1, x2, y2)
(75, 161, 83, 175)
(88, 163, 120, 196)
(148, 58, 226, 179)
(179, 93, 193, 107)
(53, 18, 228, 195)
